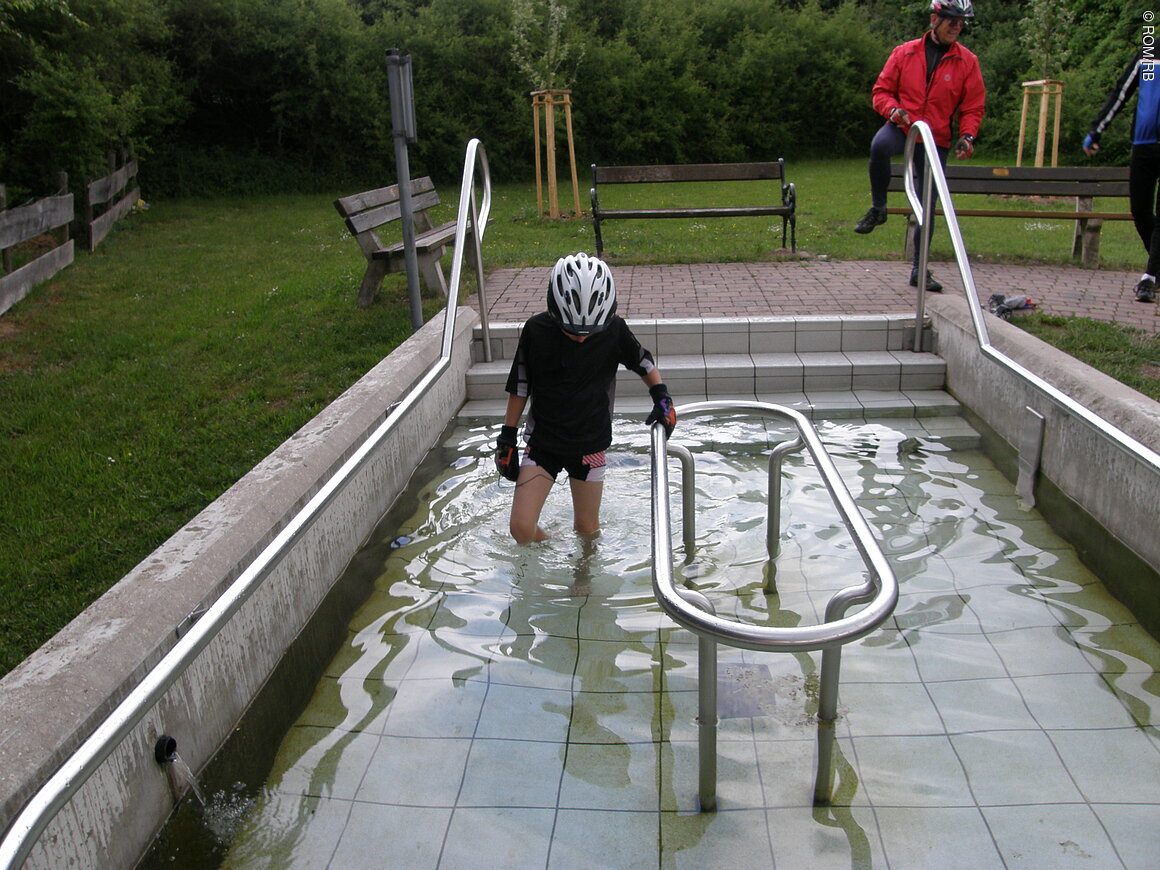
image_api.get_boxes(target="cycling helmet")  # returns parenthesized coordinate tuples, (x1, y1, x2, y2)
(931, 0, 974, 18)
(547, 253, 617, 336)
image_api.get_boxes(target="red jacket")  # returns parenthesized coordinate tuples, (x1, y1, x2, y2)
(872, 34, 985, 148)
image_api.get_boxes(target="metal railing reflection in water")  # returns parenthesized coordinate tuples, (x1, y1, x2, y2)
(650, 401, 899, 809)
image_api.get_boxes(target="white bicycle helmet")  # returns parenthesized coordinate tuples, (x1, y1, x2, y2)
(931, 0, 974, 18)
(547, 253, 618, 336)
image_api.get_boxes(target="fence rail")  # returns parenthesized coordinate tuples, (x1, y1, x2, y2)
(85, 154, 139, 251)
(0, 180, 74, 316)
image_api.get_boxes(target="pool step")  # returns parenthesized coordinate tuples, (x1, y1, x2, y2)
(461, 316, 956, 420)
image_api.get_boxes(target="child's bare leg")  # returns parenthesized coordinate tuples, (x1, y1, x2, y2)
(569, 478, 604, 536)
(510, 466, 554, 543)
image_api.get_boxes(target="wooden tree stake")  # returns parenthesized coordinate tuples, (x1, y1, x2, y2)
(1017, 79, 1063, 168)
(531, 89, 581, 218)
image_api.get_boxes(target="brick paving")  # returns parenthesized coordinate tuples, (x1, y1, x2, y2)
(478, 259, 1160, 334)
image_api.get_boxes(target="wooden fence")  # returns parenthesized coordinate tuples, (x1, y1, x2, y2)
(85, 152, 140, 251)
(1, 152, 141, 315)
(0, 176, 74, 317)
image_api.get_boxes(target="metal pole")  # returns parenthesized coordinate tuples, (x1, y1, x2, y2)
(765, 435, 804, 591)
(813, 646, 842, 804)
(911, 138, 934, 353)
(386, 49, 423, 333)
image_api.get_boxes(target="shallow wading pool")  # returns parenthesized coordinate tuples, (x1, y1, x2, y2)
(143, 413, 1160, 870)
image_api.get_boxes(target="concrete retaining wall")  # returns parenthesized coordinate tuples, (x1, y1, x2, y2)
(0, 308, 477, 869)
(926, 293, 1160, 626)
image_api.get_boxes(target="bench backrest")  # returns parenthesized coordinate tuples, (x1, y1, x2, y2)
(887, 164, 1130, 198)
(334, 177, 441, 255)
(593, 161, 786, 186)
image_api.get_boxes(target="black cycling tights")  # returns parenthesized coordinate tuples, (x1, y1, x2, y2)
(1129, 142, 1160, 277)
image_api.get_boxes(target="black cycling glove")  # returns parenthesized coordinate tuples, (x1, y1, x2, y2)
(645, 383, 677, 437)
(495, 425, 520, 481)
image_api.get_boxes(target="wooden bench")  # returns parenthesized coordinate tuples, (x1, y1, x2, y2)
(334, 177, 457, 307)
(886, 164, 1131, 267)
(590, 160, 796, 258)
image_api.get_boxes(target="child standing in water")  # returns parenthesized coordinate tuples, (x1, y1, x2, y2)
(495, 253, 676, 543)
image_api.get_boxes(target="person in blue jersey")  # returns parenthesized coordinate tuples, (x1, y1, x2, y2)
(494, 253, 676, 544)
(1085, 50, 1160, 302)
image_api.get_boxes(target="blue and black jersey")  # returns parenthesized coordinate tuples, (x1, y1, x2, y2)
(1090, 51, 1160, 146)
(506, 312, 656, 456)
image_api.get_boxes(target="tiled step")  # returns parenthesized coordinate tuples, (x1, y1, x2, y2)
(471, 315, 930, 363)
(461, 315, 955, 421)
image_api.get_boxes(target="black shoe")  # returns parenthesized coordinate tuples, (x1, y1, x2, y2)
(854, 207, 887, 234)
(909, 269, 943, 292)
(1135, 277, 1157, 303)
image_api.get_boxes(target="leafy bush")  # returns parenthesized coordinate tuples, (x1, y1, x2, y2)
(0, 0, 1143, 197)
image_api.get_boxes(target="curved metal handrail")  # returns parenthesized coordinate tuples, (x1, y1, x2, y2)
(0, 140, 493, 870)
(650, 400, 898, 652)
(903, 121, 1160, 471)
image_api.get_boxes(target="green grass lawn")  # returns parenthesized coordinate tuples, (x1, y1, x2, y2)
(494, 156, 1143, 270)
(0, 156, 1153, 676)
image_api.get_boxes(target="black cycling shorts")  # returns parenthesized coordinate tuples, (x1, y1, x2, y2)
(522, 445, 607, 482)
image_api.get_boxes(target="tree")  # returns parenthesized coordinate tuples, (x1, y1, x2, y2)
(1020, 0, 1073, 80)
(510, 0, 585, 91)
(0, 0, 183, 195)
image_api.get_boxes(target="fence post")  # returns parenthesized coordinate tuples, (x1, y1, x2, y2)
(1, 184, 10, 274)
(57, 172, 71, 247)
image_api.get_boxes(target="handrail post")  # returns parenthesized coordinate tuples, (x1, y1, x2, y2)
(697, 632, 718, 812)
(765, 436, 804, 592)
(674, 585, 719, 813)
(468, 179, 492, 362)
(905, 130, 936, 354)
(667, 443, 697, 555)
(813, 645, 842, 804)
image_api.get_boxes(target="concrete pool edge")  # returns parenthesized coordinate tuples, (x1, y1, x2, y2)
(926, 291, 1160, 631)
(0, 307, 477, 868)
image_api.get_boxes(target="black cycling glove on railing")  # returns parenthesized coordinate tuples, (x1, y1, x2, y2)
(495, 425, 520, 481)
(645, 383, 677, 437)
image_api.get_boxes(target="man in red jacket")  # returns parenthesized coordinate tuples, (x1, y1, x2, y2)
(854, 0, 986, 292)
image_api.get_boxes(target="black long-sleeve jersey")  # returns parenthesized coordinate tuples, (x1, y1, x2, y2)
(505, 312, 656, 455)
(1090, 51, 1160, 146)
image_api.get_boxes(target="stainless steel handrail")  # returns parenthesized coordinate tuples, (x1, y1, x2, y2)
(903, 121, 1160, 470)
(650, 400, 899, 808)
(0, 139, 493, 870)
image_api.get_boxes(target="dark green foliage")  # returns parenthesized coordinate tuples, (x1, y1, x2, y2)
(0, 0, 1144, 199)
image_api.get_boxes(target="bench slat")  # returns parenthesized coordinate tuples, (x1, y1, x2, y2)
(889, 164, 1129, 182)
(886, 207, 1132, 220)
(343, 189, 442, 237)
(334, 177, 437, 217)
(598, 205, 793, 219)
(370, 221, 458, 259)
(888, 178, 1129, 197)
(594, 162, 786, 184)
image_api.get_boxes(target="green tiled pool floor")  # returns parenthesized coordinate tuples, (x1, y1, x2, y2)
(218, 415, 1160, 870)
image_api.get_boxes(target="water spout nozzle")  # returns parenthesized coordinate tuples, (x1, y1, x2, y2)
(154, 735, 178, 765)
